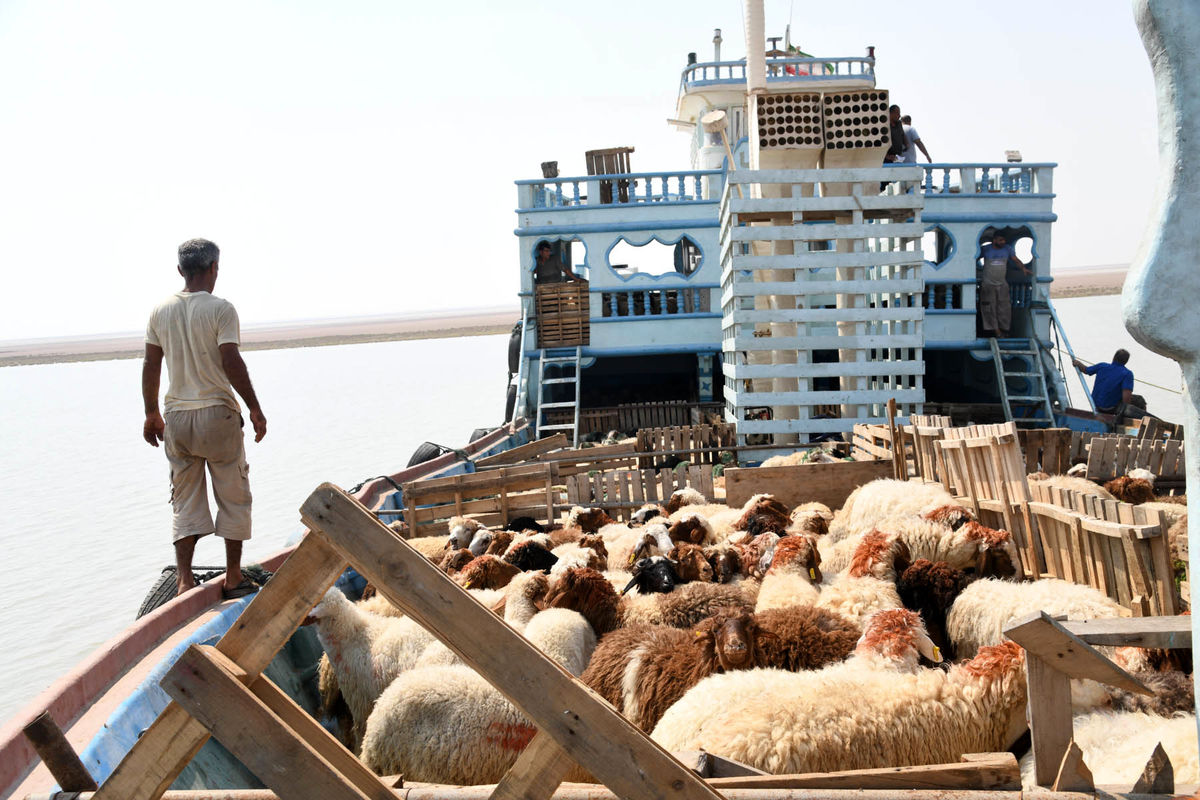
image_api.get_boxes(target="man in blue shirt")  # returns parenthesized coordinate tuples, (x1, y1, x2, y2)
(1072, 349, 1136, 414)
(978, 232, 1032, 338)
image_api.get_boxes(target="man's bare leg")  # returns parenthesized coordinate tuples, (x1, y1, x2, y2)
(223, 538, 244, 592)
(174, 534, 200, 595)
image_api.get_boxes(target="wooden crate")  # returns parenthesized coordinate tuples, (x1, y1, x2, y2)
(1019, 428, 1074, 475)
(535, 283, 589, 348)
(402, 463, 559, 537)
(565, 465, 715, 520)
(636, 423, 736, 468)
(724, 460, 892, 511)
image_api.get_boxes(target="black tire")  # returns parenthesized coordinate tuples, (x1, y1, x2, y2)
(136, 568, 179, 619)
(469, 427, 494, 443)
(508, 322, 522, 374)
(504, 384, 517, 423)
(408, 441, 449, 467)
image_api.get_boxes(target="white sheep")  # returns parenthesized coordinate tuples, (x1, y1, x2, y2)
(1027, 473, 1115, 501)
(651, 638, 1025, 775)
(754, 536, 821, 613)
(1018, 711, 1197, 788)
(359, 608, 595, 783)
(827, 479, 959, 541)
(447, 516, 486, 550)
(813, 531, 907, 627)
(821, 516, 1018, 578)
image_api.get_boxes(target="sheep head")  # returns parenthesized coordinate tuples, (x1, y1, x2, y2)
(668, 543, 714, 583)
(767, 535, 822, 583)
(468, 529, 494, 557)
(855, 608, 941, 670)
(847, 530, 911, 581)
(630, 503, 666, 527)
(576, 534, 609, 571)
(704, 545, 741, 583)
(734, 494, 791, 536)
(447, 517, 486, 550)
(961, 522, 1021, 580)
(506, 570, 550, 606)
(503, 540, 559, 573)
(484, 529, 514, 556)
(665, 487, 705, 515)
(1103, 476, 1156, 504)
(458, 555, 521, 590)
(668, 513, 714, 545)
(504, 516, 544, 534)
(439, 548, 475, 575)
(692, 612, 774, 674)
(622, 556, 678, 595)
(897, 558, 972, 615)
(567, 506, 614, 534)
(921, 504, 975, 530)
(787, 504, 831, 537)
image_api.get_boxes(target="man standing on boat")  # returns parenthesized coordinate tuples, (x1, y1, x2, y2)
(141, 238, 267, 598)
(533, 240, 579, 284)
(977, 231, 1032, 338)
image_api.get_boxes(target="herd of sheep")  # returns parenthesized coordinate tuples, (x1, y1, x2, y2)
(305, 472, 1196, 790)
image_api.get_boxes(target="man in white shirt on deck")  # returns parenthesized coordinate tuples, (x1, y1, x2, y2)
(142, 238, 268, 597)
(899, 115, 932, 163)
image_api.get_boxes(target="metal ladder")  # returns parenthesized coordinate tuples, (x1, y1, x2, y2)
(990, 337, 1055, 427)
(535, 346, 582, 446)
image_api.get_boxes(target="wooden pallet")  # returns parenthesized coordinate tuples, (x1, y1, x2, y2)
(402, 463, 559, 537)
(565, 465, 715, 519)
(535, 283, 589, 348)
(636, 423, 736, 468)
(1085, 435, 1185, 482)
(1018, 428, 1074, 475)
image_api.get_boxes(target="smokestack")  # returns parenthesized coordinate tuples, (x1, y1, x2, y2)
(743, 0, 766, 94)
(713, 28, 723, 62)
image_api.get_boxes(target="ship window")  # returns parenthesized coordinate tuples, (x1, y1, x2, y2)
(606, 235, 703, 278)
(921, 225, 955, 270)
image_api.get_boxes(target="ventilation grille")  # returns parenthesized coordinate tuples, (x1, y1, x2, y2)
(756, 93, 823, 150)
(822, 90, 889, 150)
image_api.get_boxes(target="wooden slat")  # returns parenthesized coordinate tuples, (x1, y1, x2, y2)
(475, 435, 568, 468)
(93, 534, 347, 800)
(707, 753, 1021, 791)
(161, 646, 376, 800)
(725, 461, 892, 510)
(1060, 616, 1192, 649)
(1003, 612, 1150, 693)
(299, 484, 724, 800)
(489, 732, 574, 800)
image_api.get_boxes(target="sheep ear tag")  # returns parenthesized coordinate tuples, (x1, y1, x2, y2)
(463, 580, 473, 589)
(932, 645, 942, 662)
(808, 568, 817, 580)
(627, 553, 636, 567)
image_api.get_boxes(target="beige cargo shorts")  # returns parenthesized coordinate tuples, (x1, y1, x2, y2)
(165, 405, 252, 543)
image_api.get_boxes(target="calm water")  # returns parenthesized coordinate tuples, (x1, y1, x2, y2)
(0, 296, 1189, 724)
(0, 334, 510, 723)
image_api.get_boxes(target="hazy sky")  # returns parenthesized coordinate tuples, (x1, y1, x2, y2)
(0, 1, 1158, 340)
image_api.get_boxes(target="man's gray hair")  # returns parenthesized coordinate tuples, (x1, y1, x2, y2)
(178, 238, 220, 278)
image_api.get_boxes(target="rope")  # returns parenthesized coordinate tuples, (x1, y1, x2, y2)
(1055, 347, 1183, 395)
(348, 474, 404, 495)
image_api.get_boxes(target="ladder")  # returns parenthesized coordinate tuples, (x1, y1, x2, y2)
(990, 337, 1055, 427)
(535, 346, 582, 446)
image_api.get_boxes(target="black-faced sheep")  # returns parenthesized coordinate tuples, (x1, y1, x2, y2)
(622, 556, 678, 595)
(503, 539, 559, 573)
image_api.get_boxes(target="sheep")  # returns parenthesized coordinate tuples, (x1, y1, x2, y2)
(1128, 467, 1156, 485)
(359, 608, 596, 783)
(565, 505, 614, 534)
(1138, 501, 1187, 528)
(821, 516, 1018, 579)
(630, 503, 666, 526)
(1018, 711, 1198, 788)
(650, 639, 1024, 776)
(1107, 668, 1196, 716)
(813, 532, 909, 627)
(789, 502, 833, 537)
(457, 555, 521, 590)
(1104, 476, 1156, 505)
(447, 516, 486, 550)
(732, 494, 792, 537)
(626, 522, 676, 566)
(897, 559, 974, 660)
(439, 548, 475, 575)
(407, 534, 450, 560)
(665, 486, 706, 514)
(581, 612, 772, 731)
(542, 566, 621, 636)
(308, 587, 438, 750)
(1027, 473, 1116, 500)
(668, 512, 718, 546)
(946, 577, 1127, 660)
(729, 531, 780, 580)
(503, 516, 543, 533)
(621, 580, 758, 629)
(754, 604, 861, 672)
(704, 544, 741, 584)
(622, 556, 678, 595)
(828, 479, 959, 541)
(549, 537, 607, 579)
(484, 529, 514, 556)
(667, 543, 714, 583)
(503, 539, 558, 573)
(755, 535, 823, 613)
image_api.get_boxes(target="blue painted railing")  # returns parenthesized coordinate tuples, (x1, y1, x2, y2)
(598, 286, 712, 318)
(901, 162, 1056, 196)
(919, 278, 1047, 311)
(516, 170, 723, 211)
(681, 57, 875, 90)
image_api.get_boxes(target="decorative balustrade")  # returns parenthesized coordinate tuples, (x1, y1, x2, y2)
(598, 286, 712, 319)
(907, 163, 1056, 196)
(681, 57, 875, 89)
(920, 279, 1040, 311)
(516, 170, 723, 211)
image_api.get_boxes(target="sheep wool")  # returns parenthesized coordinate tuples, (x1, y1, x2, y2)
(651, 641, 1027, 775)
(622, 580, 758, 629)
(827, 479, 957, 542)
(359, 611, 595, 783)
(1027, 474, 1116, 501)
(1018, 711, 1198, 788)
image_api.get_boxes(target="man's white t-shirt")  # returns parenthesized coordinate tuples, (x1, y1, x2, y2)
(900, 125, 921, 163)
(145, 291, 241, 414)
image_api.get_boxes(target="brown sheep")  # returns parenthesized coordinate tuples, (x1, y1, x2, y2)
(567, 506, 614, 534)
(668, 513, 716, 545)
(788, 502, 832, 537)
(1108, 669, 1195, 716)
(439, 548, 474, 575)
(483, 529, 514, 556)
(547, 524, 583, 548)
(622, 581, 757, 629)
(543, 567, 622, 636)
(576, 534, 610, 571)
(704, 545, 741, 583)
(1104, 476, 1156, 505)
(581, 612, 771, 731)
(668, 543, 714, 583)
(456, 555, 521, 590)
(771, 535, 823, 582)
(847, 530, 911, 580)
(754, 605, 861, 671)
(665, 487, 706, 515)
(897, 559, 975, 660)
(734, 494, 791, 536)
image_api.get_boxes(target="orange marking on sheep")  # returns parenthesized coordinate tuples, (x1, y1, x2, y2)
(961, 640, 1024, 678)
(847, 530, 892, 578)
(961, 521, 1010, 548)
(769, 536, 818, 572)
(855, 608, 922, 661)
(485, 722, 538, 752)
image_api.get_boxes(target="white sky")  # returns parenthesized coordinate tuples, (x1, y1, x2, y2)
(0, 0, 1158, 340)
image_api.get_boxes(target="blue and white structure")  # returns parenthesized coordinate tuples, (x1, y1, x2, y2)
(510, 3, 1087, 456)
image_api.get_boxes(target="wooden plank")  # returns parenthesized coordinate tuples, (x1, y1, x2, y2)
(1025, 654, 1074, 789)
(475, 435, 568, 468)
(1051, 741, 1094, 793)
(22, 710, 98, 792)
(161, 646, 374, 800)
(1060, 616, 1192, 649)
(707, 753, 1020, 790)
(725, 461, 892, 511)
(299, 484, 724, 800)
(93, 533, 348, 800)
(1131, 742, 1174, 795)
(1003, 612, 1150, 692)
(490, 732, 574, 800)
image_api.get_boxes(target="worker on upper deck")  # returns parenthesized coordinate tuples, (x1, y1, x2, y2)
(533, 240, 579, 284)
(1072, 349, 1145, 419)
(977, 231, 1032, 339)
